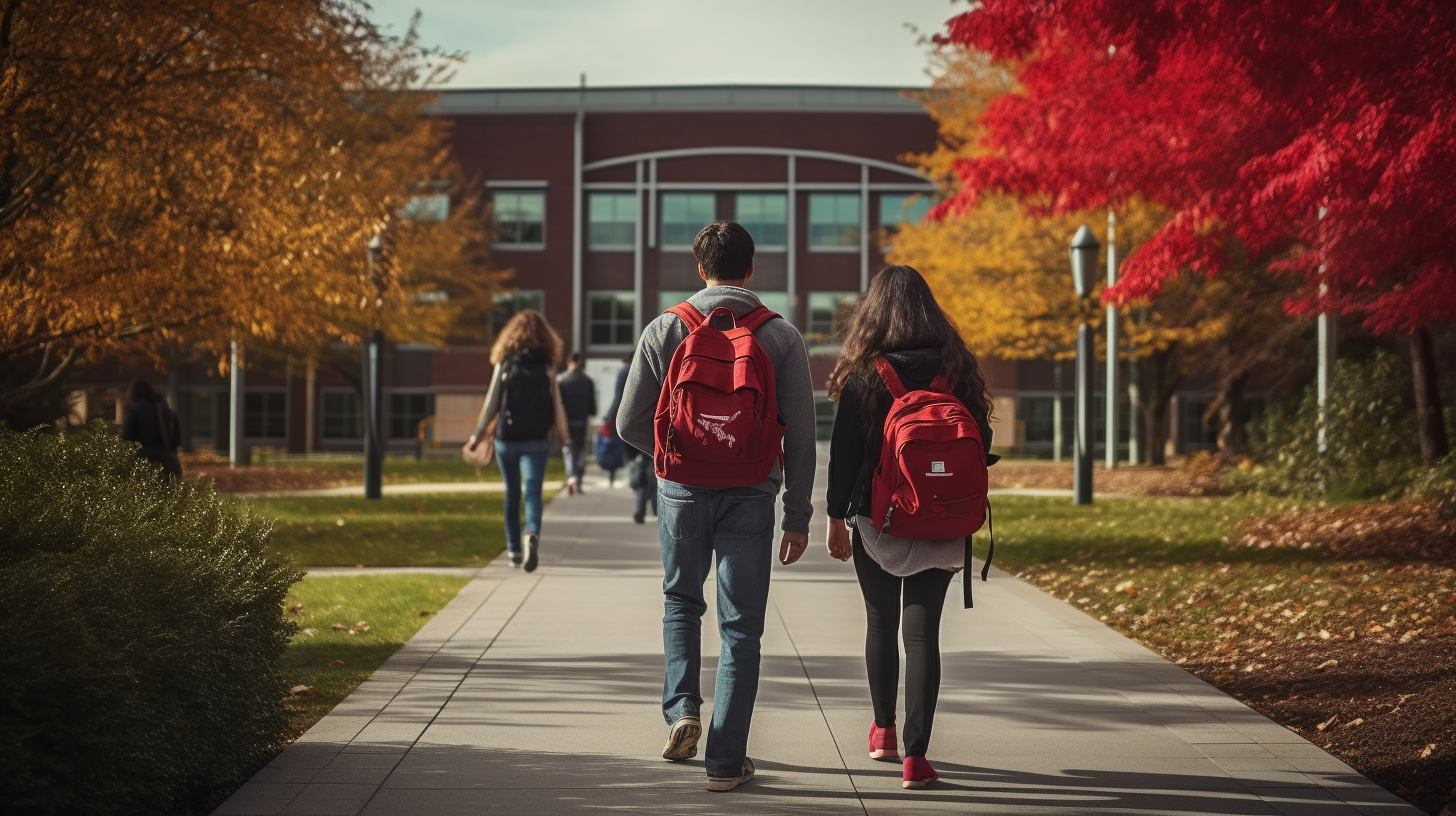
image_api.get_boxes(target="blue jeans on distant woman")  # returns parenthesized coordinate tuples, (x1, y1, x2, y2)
(496, 437, 550, 560)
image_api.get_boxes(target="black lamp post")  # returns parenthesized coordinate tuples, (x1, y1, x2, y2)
(1071, 225, 1100, 506)
(363, 233, 385, 500)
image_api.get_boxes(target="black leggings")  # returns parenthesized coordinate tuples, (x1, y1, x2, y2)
(851, 528, 954, 758)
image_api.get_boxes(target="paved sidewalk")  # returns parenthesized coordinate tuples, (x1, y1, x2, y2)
(216, 481, 1419, 815)
(244, 480, 566, 498)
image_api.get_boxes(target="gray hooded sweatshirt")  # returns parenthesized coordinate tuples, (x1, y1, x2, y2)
(615, 286, 817, 535)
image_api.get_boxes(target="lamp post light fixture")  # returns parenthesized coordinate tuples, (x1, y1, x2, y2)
(363, 232, 386, 500)
(1070, 225, 1100, 506)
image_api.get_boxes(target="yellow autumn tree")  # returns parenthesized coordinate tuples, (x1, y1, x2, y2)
(0, 1, 506, 422)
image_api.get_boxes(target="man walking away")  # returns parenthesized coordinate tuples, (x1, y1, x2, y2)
(556, 353, 597, 495)
(616, 221, 817, 792)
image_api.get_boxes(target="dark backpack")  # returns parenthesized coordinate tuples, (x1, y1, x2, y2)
(498, 353, 555, 440)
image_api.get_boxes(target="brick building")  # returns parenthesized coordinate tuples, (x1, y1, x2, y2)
(71, 84, 1234, 459)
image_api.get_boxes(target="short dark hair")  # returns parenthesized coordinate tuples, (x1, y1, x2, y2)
(568, 352, 583, 367)
(692, 221, 755, 281)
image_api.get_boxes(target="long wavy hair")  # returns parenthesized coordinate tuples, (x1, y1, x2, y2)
(827, 265, 993, 423)
(490, 309, 563, 365)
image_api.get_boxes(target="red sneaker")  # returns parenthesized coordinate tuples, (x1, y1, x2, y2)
(902, 756, 938, 789)
(868, 722, 899, 760)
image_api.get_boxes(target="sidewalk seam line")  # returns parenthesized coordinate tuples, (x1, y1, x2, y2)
(771, 597, 870, 816)
(354, 570, 548, 815)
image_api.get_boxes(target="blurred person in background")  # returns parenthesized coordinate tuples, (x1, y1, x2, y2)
(121, 379, 182, 478)
(557, 352, 597, 495)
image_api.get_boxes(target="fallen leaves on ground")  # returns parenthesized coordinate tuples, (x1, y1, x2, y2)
(990, 456, 1226, 497)
(1238, 500, 1456, 567)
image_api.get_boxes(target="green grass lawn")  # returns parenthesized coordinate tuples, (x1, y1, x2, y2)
(244, 493, 519, 567)
(279, 573, 471, 738)
(256, 454, 567, 485)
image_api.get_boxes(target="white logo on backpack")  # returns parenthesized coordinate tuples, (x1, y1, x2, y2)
(926, 460, 953, 477)
(696, 411, 741, 447)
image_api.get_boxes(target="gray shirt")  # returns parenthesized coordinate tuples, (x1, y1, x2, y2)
(615, 286, 818, 534)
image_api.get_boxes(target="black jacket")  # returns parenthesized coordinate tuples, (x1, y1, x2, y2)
(121, 399, 182, 463)
(825, 348, 994, 520)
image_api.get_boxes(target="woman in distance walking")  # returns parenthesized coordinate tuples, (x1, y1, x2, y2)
(823, 266, 995, 789)
(120, 379, 183, 478)
(467, 310, 569, 572)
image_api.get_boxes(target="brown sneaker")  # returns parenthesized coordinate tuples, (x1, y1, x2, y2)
(707, 757, 755, 792)
(661, 715, 701, 761)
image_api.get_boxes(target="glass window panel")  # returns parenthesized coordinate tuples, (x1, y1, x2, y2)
(488, 290, 545, 337)
(402, 192, 449, 222)
(735, 193, 787, 248)
(588, 291, 636, 346)
(322, 391, 362, 440)
(661, 193, 715, 247)
(389, 393, 435, 440)
(658, 290, 699, 313)
(244, 392, 286, 439)
(805, 292, 858, 345)
(808, 193, 860, 248)
(879, 194, 932, 232)
(588, 192, 637, 248)
(191, 391, 215, 438)
(493, 191, 546, 246)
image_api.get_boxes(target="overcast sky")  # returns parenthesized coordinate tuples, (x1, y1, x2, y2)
(366, 0, 966, 89)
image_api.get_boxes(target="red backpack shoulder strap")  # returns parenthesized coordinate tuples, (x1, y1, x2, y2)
(874, 357, 908, 399)
(736, 305, 778, 333)
(928, 374, 953, 394)
(666, 302, 704, 331)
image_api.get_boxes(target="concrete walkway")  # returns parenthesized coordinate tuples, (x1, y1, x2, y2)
(216, 481, 1419, 815)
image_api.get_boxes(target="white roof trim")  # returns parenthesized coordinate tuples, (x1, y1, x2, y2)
(584, 146, 930, 181)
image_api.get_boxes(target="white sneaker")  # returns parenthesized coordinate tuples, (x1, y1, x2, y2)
(707, 758, 754, 792)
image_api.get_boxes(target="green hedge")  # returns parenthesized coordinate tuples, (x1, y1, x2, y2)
(1233, 351, 1422, 500)
(0, 424, 301, 815)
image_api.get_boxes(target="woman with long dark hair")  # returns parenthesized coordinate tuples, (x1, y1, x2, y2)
(120, 379, 183, 478)
(824, 265, 994, 789)
(467, 309, 569, 572)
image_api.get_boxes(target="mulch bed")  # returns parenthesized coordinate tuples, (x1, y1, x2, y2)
(180, 456, 350, 494)
(1197, 502, 1456, 814)
(989, 457, 1227, 496)
(1185, 636, 1456, 815)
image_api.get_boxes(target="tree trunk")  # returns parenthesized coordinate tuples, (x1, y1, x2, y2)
(1215, 371, 1250, 457)
(1144, 397, 1170, 466)
(1134, 347, 1183, 466)
(1411, 326, 1450, 467)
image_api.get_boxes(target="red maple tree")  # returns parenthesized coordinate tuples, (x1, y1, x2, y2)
(937, 0, 1456, 464)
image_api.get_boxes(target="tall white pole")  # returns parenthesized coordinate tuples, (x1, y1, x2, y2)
(1316, 207, 1334, 454)
(571, 73, 585, 353)
(229, 340, 244, 468)
(1105, 209, 1119, 469)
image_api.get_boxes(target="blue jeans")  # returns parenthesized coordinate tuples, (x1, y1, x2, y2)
(657, 478, 776, 778)
(495, 438, 550, 555)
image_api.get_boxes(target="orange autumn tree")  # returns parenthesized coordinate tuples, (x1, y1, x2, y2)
(0, 1, 503, 423)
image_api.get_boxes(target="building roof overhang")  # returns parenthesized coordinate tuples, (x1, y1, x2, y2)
(428, 84, 934, 116)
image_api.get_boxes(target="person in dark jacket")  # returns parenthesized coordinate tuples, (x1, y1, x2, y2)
(120, 379, 183, 478)
(597, 355, 631, 487)
(823, 265, 995, 791)
(556, 353, 597, 495)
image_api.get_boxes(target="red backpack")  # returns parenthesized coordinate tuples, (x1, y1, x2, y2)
(870, 357, 989, 541)
(653, 303, 786, 488)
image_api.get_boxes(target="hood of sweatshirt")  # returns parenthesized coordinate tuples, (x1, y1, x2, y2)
(683, 285, 767, 325)
(883, 348, 944, 390)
